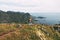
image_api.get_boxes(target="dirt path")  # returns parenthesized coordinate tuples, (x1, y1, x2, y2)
(0, 28, 20, 39)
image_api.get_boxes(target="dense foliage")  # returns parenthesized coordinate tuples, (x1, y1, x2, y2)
(0, 10, 31, 23)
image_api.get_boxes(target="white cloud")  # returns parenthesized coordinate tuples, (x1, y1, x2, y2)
(0, 0, 60, 12)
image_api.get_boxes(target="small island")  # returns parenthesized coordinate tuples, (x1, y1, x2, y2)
(37, 16, 46, 19)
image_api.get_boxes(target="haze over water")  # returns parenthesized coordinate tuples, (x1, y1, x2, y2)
(30, 13, 60, 25)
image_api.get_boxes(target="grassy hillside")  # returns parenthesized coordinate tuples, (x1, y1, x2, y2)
(0, 23, 60, 40)
(0, 10, 30, 23)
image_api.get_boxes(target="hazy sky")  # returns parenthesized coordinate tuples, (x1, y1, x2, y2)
(0, 0, 60, 12)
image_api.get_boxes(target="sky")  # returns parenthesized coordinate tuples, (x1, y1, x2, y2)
(0, 0, 60, 13)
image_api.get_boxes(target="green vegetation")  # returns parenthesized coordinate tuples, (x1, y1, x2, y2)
(0, 24, 60, 40)
(0, 10, 30, 23)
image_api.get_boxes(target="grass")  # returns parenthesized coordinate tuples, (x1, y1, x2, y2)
(0, 23, 17, 36)
(0, 23, 60, 40)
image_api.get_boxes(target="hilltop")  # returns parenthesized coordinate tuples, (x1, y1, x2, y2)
(0, 23, 60, 40)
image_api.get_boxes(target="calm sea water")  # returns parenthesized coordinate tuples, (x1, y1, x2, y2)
(30, 13, 60, 25)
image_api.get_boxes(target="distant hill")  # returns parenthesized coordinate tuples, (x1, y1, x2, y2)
(0, 10, 31, 23)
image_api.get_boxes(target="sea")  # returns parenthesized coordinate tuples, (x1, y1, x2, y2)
(30, 13, 60, 25)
